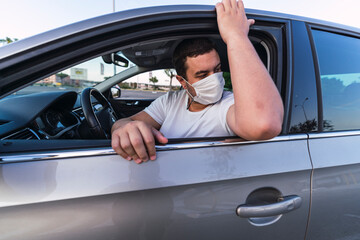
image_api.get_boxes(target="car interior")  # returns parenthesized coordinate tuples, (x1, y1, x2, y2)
(0, 34, 273, 146)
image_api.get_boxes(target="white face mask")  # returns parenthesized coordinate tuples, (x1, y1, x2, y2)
(182, 72, 225, 105)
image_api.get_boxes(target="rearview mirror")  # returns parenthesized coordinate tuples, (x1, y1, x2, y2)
(102, 53, 129, 67)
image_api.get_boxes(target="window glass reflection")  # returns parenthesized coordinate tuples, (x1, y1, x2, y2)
(312, 30, 360, 131)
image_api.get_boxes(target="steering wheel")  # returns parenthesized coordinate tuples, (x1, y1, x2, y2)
(81, 87, 118, 139)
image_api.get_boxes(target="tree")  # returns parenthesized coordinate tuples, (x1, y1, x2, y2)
(56, 73, 69, 79)
(149, 76, 159, 90)
(0, 37, 18, 45)
(164, 69, 176, 91)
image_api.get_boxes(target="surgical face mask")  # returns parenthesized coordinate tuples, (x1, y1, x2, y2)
(182, 72, 225, 105)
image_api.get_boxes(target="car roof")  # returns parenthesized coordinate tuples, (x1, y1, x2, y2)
(0, 4, 359, 60)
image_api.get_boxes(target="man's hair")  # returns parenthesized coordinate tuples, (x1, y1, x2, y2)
(172, 38, 218, 79)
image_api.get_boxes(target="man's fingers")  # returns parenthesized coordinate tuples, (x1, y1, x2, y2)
(137, 124, 157, 161)
(221, 0, 231, 11)
(111, 135, 130, 160)
(248, 19, 255, 26)
(111, 120, 164, 164)
(119, 131, 140, 161)
(237, 0, 244, 10)
(230, 0, 237, 9)
(129, 127, 149, 162)
(152, 128, 168, 144)
(215, 2, 224, 12)
(133, 159, 143, 164)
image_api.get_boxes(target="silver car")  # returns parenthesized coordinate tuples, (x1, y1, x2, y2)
(0, 5, 360, 240)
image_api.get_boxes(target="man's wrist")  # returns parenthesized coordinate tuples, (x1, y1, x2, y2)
(225, 33, 250, 46)
(111, 118, 132, 134)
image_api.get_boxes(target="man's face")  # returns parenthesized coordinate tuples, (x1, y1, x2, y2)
(178, 49, 221, 97)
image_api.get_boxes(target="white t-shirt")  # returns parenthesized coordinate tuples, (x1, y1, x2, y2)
(144, 90, 235, 138)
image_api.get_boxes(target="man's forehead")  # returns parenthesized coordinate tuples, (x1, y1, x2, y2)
(185, 50, 220, 73)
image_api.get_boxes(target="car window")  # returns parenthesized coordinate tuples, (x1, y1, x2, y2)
(116, 69, 181, 100)
(312, 29, 360, 131)
(9, 54, 134, 97)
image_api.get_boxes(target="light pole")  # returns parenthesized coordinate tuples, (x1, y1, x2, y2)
(295, 97, 309, 121)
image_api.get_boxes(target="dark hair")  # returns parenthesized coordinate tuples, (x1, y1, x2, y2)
(172, 38, 218, 79)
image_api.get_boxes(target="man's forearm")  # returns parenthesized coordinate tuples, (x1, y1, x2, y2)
(228, 35, 284, 139)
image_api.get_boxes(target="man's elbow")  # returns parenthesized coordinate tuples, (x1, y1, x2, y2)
(254, 119, 282, 140)
(234, 117, 283, 141)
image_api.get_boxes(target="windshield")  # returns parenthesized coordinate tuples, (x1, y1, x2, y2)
(11, 54, 134, 97)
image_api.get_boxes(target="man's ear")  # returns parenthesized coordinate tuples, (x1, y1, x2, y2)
(176, 75, 187, 89)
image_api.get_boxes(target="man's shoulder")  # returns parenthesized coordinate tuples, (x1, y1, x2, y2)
(151, 90, 186, 109)
(165, 90, 187, 101)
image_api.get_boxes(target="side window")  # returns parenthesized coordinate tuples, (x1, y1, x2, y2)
(12, 57, 116, 96)
(312, 29, 360, 131)
(118, 69, 181, 100)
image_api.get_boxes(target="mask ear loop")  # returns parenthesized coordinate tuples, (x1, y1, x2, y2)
(187, 94, 194, 110)
(181, 76, 195, 110)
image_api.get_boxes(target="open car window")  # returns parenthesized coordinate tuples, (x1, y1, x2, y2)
(0, 29, 278, 143)
(116, 69, 181, 100)
(8, 55, 134, 98)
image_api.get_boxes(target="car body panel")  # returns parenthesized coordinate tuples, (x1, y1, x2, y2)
(0, 136, 311, 239)
(307, 133, 360, 239)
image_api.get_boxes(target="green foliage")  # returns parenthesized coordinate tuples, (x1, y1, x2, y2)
(149, 76, 159, 90)
(0, 37, 18, 44)
(149, 76, 159, 84)
(56, 73, 69, 79)
(119, 82, 132, 89)
(289, 119, 334, 133)
(223, 72, 232, 91)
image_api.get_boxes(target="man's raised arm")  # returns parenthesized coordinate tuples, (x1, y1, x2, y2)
(216, 0, 284, 140)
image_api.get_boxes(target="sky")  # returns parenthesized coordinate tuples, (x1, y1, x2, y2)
(0, 0, 359, 41)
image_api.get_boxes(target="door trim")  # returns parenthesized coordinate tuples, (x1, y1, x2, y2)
(0, 134, 307, 163)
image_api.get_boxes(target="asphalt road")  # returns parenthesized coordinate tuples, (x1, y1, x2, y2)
(120, 89, 167, 99)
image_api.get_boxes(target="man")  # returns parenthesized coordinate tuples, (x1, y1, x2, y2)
(111, 0, 284, 164)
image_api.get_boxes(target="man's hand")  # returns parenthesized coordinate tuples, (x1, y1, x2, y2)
(216, 0, 255, 44)
(111, 114, 168, 164)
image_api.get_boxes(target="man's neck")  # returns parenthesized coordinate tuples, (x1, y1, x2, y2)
(187, 98, 209, 112)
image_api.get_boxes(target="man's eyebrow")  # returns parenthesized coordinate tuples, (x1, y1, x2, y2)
(194, 63, 222, 76)
(195, 70, 210, 76)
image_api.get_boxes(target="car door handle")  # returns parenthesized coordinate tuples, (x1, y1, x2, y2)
(236, 195, 302, 218)
(126, 101, 139, 106)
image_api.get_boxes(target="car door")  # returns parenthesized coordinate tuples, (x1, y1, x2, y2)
(305, 25, 360, 239)
(0, 137, 311, 240)
(0, 6, 312, 240)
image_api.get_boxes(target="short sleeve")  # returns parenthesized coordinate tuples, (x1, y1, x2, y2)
(219, 91, 235, 135)
(143, 93, 169, 125)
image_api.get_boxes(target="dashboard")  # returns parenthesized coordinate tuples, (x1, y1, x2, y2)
(34, 108, 79, 139)
(0, 91, 82, 140)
